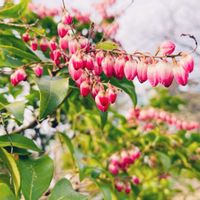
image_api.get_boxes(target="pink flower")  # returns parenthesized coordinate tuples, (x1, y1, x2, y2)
(57, 23, 69, 38)
(62, 12, 73, 25)
(157, 62, 174, 87)
(132, 176, 140, 185)
(49, 39, 57, 51)
(33, 64, 43, 77)
(96, 51, 104, 66)
(95, 91, 109, 112)
(113, 56, 125, 79)
(180, 54, 194, 73)
(68, 61, 83, 81)
(10, 68, 27, 86)
(160, 41, 175, 55)
(70, 53, 84, 70)
(137, 61, 148, 83)
(124, 59, 137, 80)
(107, 87, 117, 104)
(30, 38, 38, 51)
(68, 39, 79, 54)
(147, 64, 159, 87)
(108, 163, 119, 175)
(59, 36, 69, 50)
(40, 38, 49, 52)
(80, 81, 91, 97)
(114, 180, 124, 192)
(102, 54, 114, 78)
(173, 64, 188, 86)
(22, 32, 30, 42)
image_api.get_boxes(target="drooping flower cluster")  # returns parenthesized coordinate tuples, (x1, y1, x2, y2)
(12, 7, 195, 113)
(127, 107, 199, 131)
(108, 146, 141, 194)
(108, 146, 141, 174)
(28, 3, 60, 18)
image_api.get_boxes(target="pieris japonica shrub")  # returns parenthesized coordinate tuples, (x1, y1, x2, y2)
(0, 0, 199, 200)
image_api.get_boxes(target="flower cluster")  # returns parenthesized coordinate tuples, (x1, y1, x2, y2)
(114, 176, 140, 194)
(128, 107, 199, 131)
(108, 146, 141, 194)
(14, 7, 195, 113)
(28, 3, 60, 18)
(108, 146, 141, 175)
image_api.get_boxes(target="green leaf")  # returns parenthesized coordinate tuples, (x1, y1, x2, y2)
(0, 45, 39, 61)
(0, 183, 17, 200)
(0, 0, 29, 19)
(95, 181, 112, 200)
(4, 101, 25, 123)
(0, 147, 21, 196)
(96, 40, 119, 51)
(58, 133, 85, 180)
(109, 77, 137, 106)
(36, 76, 69, 119)
(0, 134, 41, 152)
(100, 111, 108, 130)
(18, 156, 54, 200)
(48, 178, 87, 200)
(156, 151, 171, 171)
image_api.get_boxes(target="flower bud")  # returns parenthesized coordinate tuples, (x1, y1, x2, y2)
(102, 54, 114, 78)
(40, 38, 49, 52)
(96, 51, 104, 66)
(137, 61, 148, 83)
(30, 38, 38, 51)
(93, 62, 102, 76)
(114, 180, 124, 192)
(49, 39, 57, 51)
(107, 87, 117, 104)
(132, 176, 140, 185)
(59, 35, 69, 50)
(173, 64, 188, 86)
(68, 62, 83, 81)
(114, 56, 125, 79)
(62, 12, 73, 25)
(57, 23, 69, 38)
(124, 60, 137, 80)
(70, 53, 84, 70)
(160, 41, 175, 55)
(124, 183, 131, 194)
(95, 91, 109, 112)
(11, 68, 27, 86)
(147, 64, 159, 87)
(180, 54, 194, 73)
(80, 37, 90, 50)
(33, 64, 43, 77)
(84, 55, 94, 70)
(80, 81, 91, 97)
(68, 39, 79, 54)
(108, 163, 119, 175)
(157, 62, 174, 87)
(22, 32, 30, 42)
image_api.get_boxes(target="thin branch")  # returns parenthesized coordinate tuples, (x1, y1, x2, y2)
(180, 33, 198, 54)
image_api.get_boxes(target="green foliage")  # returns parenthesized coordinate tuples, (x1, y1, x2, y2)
(18, 156, 54, 200)
(0, 183, 17, 200)
(0, 147, 20, 196)
(150, 89, 185, 112)
(49, 178, 87, 200)
(0, 134, 41, 152)
(36, 76, 69, 119)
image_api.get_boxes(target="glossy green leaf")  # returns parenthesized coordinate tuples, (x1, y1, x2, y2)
(0, 45, 39, 61)
(36, 76, 69, 119)
(48, 178, 87, 200)
(0, 183, 17, 200)
(0, 0, 29, 19)
(109, 77, 137, 106)
(0, 134, 41, 152)
(96, 40, 119, 51)
(4, 101, 25, 123)
(18, 156, 54, 200)
(0, 147, 21, 196)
